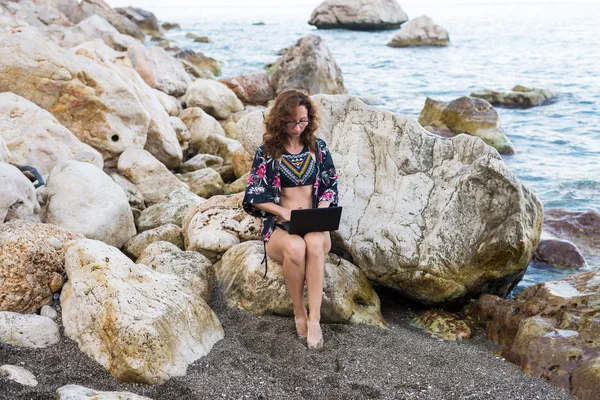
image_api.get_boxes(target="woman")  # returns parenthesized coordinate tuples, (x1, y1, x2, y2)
(242, 88, 339, 349)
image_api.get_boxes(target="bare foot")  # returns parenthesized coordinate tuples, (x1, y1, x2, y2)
(295, 316, 308, 339)
(307, 320, 324, 349)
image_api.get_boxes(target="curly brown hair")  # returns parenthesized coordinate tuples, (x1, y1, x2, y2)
(263, 89, 319, 159)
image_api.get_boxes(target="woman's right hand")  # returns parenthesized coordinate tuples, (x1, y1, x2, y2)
(280, 208, 292, 222)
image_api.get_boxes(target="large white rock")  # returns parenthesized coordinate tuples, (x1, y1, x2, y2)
(153, 89, 182, 116)
(217, 241, 386, 327)
(56, 385, 152, 400)
(136, 188, 205, 232)
(124, 224, 183, 259)
(0, 136, 10, 163)
(237, 95, 543, 306)
(60, 15, 139, 51)
(0, 162, 40, 223)
(183, 79, 244, 120)
(137, 241, 214, 303)
(0, 365, 38, 387)
(61, 239, 224, 384)
(127, 42, 191, 97)
(388, 15, 449, 47)
(79, 0, 144, 40)
(0, 311, 60, 348)
(176, 168, 225, 199)
(309, 0, 408, 30)
(0, 220, 82, 313)
(117, 149, 188, 206)
(0, 27, 150, 167)
(183, 193, 261, 262)
(74, 41, 183, 169)
(42, 161, 136, 248)
(179, 107, 225, 152)
(0, 92, 104, 177)
(270, 34, 346, 95)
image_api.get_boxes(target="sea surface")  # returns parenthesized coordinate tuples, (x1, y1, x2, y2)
(156, 2, 600, 290)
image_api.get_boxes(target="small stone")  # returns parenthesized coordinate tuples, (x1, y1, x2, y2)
(40, 305, 58, 320)
(0, 365, 38, 386)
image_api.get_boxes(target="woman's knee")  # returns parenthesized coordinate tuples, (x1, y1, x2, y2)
(304, 233, 327, 256)
(284, 236, 306, 265)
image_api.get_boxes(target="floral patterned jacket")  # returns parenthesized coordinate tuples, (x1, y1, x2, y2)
(242, 138, 339, 242)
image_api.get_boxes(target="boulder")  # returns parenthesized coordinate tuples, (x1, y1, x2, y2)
(0, 136, 10, 163)
(117, 149, 188, 206)
(411, 310, 471, 340)
(237, 95, 543, 307)
(136, 188, 205, 232)
(0, 92, 104, 177)
(153, 89, 183, 116)
(179, 154, 224, 174)
(55, 0, 86, 24)
(0, 365, 38, 387)
(128, 42, 192, 97)
(471, 86, 556, 109)
(60, 15, 139, 51)
(309, 0, 408, 30)
(169, 117, 191, 155)
(162, 22, 180, 30)
(183, 193, 261, 262)
(0, 220, 82, 313)
(74, 41, 182, 169)
(218, 72, 275, 106)
(179, 107, 226, 152)
(124, 224, 184, 259)
(270, 34, 346, 95)
(61, 239, 224, 384)
(200, 134, 241, 163)
(217, 241, 386, 327)
(137, 241, 214, 303)
(174, 49, 221, 77)
(79, 0, 144, 40)
(109, 172, 146, 214)
(115, 6, 161, 35)
(184, 79, 244, 120)
(0, 0, 72, 29)
(0, 27, 150, 167)
(418, 96, 515, 155)
(232, 146, 253, 179)
(0, 162, 41, 223)
(224, 173, 248, 195)
(542, 209, 600, 266)
(388, 15, 449, 47)
(42, 161, 136, 248)
(0, 311, 60, 348)
(466, 270, 600, 399)
(176, 168, 225, 199)
(532, 237, 586, 269)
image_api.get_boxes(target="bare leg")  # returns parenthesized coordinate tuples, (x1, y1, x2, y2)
(303, 231, 331, 349)
(266, 227, 308, 338)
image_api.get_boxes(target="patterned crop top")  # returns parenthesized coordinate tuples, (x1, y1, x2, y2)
(280, 144, 317, 188)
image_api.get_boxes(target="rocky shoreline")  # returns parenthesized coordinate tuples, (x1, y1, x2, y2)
(1, 0, 598, 399)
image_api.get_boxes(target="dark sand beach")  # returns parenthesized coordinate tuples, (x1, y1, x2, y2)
(0, 287, 573, 400)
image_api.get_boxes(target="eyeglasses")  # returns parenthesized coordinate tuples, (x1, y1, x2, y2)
(284, 119, 310, 129)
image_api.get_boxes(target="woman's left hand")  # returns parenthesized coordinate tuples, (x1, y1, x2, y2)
(317, 201, 331, 208)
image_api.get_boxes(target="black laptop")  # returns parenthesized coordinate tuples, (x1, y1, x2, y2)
(288, 207, 343, 235)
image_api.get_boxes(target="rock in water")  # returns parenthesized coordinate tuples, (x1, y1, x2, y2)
(309, 0, 408, 30)
(419, 96, 515, 155)
(388, 15, 449, 47)
(470, 86, 556, 108)
(61, 239, 224, 384)
(237, 95, 542, 307)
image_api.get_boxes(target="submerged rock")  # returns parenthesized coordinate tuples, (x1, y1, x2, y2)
(532, 237, 586, 269)
(238, 95, 542, 307)
(217, 241, 387, 328)
(419, 96, 515, 155)
(466, 270, 600, 399)
(471, 86, 556, 109)
(309, 0, 408, 30)
(388, 15, 449, 47)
